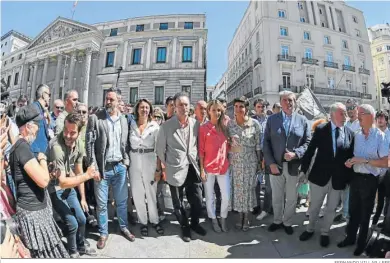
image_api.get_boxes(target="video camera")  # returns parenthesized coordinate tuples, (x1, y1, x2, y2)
(380, 82, 390, 104)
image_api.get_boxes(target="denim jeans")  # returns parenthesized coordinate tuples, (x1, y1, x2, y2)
(94, 163, 128, 236)
(50, 188, 86, 254)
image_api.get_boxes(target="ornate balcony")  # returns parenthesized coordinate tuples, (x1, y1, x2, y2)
(324, 61, 338, 69)
(313, 87, 361, 98)
(359, 68, 370, 75)
(254, 58, 261, 68)
(279, 85, 298, 93)
(302, 58, 319, 65)
(277, 55, 296, 63)
(342, 65, 355, 72)
(362, 93, 372, 99)
(254, 86, 262, 95)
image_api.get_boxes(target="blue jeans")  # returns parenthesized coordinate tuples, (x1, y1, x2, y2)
(342, 186, 350, 219)
(50, 188, 86, 254)
(94, 163, 128, 236)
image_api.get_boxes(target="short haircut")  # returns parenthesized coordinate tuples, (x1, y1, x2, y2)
(376, 109, 389, 122)
(35, 84, 50, 100)
(359, 104, 375, 118)
(64, 113, 84, 132)
(279, 90, 296, 101)
(165, 96, 174, 105)
(64, 89, 78, 100)
(217, 98, 227, 104)
(105, 88, 120, 98)
(272, 102, 281, 109)
(253, 98, 266, 108)
(173, 92, 189, 103)
(329, 102, 346, 115)
(233, 96, 250, 110)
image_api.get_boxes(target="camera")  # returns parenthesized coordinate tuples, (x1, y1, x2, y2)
(381, 82, 390, 103)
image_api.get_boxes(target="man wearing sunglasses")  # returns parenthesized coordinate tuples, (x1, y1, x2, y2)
(50, 99, 64, 131)
(56, 90, 79, 136)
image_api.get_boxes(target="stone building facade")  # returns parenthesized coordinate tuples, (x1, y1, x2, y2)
(1, 14, 207, 107)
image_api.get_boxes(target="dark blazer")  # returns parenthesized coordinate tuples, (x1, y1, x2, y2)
(85, 109, 129, 177)
(301, 121, 354, 190)
(263, 111, 311, 176)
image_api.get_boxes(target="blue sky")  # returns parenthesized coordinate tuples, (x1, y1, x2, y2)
(1, 1, 389, 86)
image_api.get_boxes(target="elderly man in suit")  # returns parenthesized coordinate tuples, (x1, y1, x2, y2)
(299, 103, 354, 247)
(263, 90, 311, 235)
(156, 92, 206, 242)
(86, 88, 134, 249)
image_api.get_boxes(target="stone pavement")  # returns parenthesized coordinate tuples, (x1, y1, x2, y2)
(81, 206, 366, 259)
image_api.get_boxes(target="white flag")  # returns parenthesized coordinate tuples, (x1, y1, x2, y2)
(297, 87, 327, 120)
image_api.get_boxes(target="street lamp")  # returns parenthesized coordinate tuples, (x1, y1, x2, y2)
(116, 66, 123, 88)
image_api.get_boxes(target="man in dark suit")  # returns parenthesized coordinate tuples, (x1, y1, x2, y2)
(263, 91, 311, 235)
(299, 102, 354, 247)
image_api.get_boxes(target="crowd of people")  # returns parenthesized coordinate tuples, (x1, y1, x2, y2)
(1, 82, 390, 258)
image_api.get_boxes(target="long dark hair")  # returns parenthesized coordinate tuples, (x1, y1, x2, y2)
(134, 99, 153, 122)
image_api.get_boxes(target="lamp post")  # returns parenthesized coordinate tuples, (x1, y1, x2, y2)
(116, 66, 123, 88)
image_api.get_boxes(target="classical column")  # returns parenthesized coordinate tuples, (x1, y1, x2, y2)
(313, 2, 321, 26)
(68, 51, 76, 91)
(325, 5, 334, 30)
(331, 7, 339, 31)
(82, 49, 92, 104)
(30, 61, 39, 101)
(42, 57, 49, 84)
(198, 37, 204, 68)
(53, 54, 63, 104)
(172, 37, 177, 68)
(145, 39, 152, 69)
(122, 41, 128, 69)
(307, 3, 314, 25)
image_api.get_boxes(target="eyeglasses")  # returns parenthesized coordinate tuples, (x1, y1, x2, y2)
(78, 110, 87, 115)
(55, 106, 64, 110)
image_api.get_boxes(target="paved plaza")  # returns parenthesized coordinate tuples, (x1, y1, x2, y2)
(81, 205, 365, 259)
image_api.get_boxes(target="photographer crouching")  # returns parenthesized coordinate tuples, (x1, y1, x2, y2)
(48, 113, 100, 258)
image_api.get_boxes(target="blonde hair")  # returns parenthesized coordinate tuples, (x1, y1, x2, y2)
(206, 100, 228, 138)
(312, 119, 327, 132)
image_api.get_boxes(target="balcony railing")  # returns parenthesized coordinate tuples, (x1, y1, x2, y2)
(244, 91, 253, 99)
(227, 66, 253, 93)
(279, 85, 298, 93)
(324, 61, 338, 69)
(313, 87, 361, 98)
(254, 86, 262, 95)
(342, 65, 355, 72)
(359, 68, 370, 75)
(302, 58, 319, 65)
(277, 55, 296, 63)
(254, 58, 261, 67)
(362, 93, 372, 99)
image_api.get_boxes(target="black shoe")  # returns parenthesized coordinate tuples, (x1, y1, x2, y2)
(128, 213, 137, 226)
(377, 222, 384, 228)
(268, 223, 283, 232)
(333, 214, 343, 222)
(252, 206, 261, 215)
(299, 231, 314, 241)
(337, 238, 355, 248)
(181, 226, 191, 242)
(191, 224, 207, 236)
(320, 235, 330, 247)
(353, 246, 365, 256)
(284, 225, 293, 235)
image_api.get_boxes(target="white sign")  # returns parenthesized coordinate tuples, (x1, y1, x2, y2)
(37, 43, 75, 58)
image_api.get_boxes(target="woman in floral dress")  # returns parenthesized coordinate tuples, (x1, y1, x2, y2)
(228, 96, 261, 231)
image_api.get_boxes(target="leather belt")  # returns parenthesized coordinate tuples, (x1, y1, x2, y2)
(130, 148, 154, 154)
(106, 161, 122, 166)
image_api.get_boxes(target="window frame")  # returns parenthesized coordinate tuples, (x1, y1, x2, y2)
(105, 51, 115, 67)
(342, 40, 348, 49)
(326, 51, 333, 62)
(300, 17, 306, 23)
(358, 44, 364, 53)
(278, 10, 286, 18)
(324, 35, 331, 45)
(159, 23, 168, 30)
(132, 48, 142, 65)
(109, 28, 118, 37)
(184, 22, 193, 29)
(182, 46, 193, 63)
(14, 72, 19, 85)
(281, 45, 289, 57)
(156, 47, 167, 63)
(280, 27, 288, 36)
(344, 55, 351, 66)
(154, 86, 164, 105)
(304, 48, 313, 59)
(303, 31, 311, 40)
(136, 24, 144, 32)
(129, 87, 139, 104)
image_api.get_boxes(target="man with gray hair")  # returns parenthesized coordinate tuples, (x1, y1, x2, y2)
(299, 103, 355, 247)
(263, 91, 311, 235)
(339, 104, 389, 256)
(31, 84, 51, 155)
(56, 90, 79, 135)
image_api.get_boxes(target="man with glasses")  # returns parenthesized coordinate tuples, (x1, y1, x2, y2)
(56, 90, 79, 135)
(50, 99, 64, 131)
(31, 84, 51, 155)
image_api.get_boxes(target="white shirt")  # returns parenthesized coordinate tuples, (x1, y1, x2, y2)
(129, 121, 160, 151)
(346, 118, 360, 134)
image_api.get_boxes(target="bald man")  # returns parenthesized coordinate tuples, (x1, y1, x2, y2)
(50, 99, 64, 130)
(195, 100, 207, 125)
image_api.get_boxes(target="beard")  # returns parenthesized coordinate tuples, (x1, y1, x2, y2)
(105, 104, 116, 113)
(26, 129, 37, 145)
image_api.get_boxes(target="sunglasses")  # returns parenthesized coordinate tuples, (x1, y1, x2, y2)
(55, 106, 64, 110)
(78, 110, 88, 114)
(347, 106, 357, 111)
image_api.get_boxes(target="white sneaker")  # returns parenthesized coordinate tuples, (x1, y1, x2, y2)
(256, 211, 268, 221)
